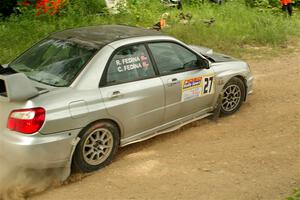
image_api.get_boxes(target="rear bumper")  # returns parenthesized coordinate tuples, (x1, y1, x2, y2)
(0, 128, 81, 169)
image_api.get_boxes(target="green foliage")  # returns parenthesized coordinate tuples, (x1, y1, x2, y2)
(164, 2, 300, 55)
(1, 0, 300, 64)
(268, 0, 279, 7)
(287, 188, 300, 200)
(121, 0, 165, 24)
(65, 0, 107, 15)
(183, 0, 204, 6)
(245, 0, 270, 7)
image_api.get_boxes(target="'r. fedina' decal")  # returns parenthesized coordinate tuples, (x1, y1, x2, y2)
(115, 54, 150, 72)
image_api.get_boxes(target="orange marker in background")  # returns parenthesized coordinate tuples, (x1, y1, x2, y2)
(160, 18, 166, 29)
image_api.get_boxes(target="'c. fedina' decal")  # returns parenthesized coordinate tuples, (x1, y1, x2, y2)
(116, 56, 142, 73)
(115, 54, 150, 73)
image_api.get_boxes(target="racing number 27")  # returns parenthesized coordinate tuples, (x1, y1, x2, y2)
(203, 77, 213, 94)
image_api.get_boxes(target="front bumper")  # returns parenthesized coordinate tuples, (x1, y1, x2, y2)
(0, 128, 81, 169)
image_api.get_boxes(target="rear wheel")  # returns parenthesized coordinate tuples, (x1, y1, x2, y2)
(72, 121, 119, 173)
(220, 77, 245, 116)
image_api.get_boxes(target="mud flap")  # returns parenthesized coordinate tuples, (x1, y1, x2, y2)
(60, 137, 81, 181)
(210, 93, 223, 121)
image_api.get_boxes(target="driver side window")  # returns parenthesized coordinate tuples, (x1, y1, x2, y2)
(148, 42, 198, 75)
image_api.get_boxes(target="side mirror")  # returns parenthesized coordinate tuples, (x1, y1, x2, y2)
(197, 58, 210, 69)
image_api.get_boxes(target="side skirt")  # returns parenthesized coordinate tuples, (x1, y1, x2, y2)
(120, 111, 213, 147)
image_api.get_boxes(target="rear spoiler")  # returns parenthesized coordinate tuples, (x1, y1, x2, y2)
(0, 73, 39, 102)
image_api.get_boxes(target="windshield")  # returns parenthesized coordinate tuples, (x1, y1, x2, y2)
(9, 39, 97, 87)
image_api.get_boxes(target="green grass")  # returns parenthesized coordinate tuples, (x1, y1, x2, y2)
(287, 188, 300, 200)
(164, 2, 300, 55)
(1, 0, 300, 64)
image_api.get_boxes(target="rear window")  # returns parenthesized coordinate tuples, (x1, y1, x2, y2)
(9, 39, 97, 87)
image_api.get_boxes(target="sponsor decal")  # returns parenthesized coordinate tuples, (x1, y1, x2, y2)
(181, 77, 203, 101)
(181, 75, 215, 101)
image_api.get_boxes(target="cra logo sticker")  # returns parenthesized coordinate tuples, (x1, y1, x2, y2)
(181, 76, 214, 102)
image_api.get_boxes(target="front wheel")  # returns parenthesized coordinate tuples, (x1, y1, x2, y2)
(220, 77, 245, 116)
(72, 121, 120, 173)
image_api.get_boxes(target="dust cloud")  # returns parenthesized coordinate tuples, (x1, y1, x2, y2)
(0, 160, 62, 200)
(0, 158, 92, 200)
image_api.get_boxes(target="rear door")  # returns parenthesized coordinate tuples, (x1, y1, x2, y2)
(148, 42, 216, 122)
(100, 44, 165, 138)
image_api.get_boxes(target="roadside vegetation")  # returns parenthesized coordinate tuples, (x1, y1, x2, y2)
(1, 0, 300, 64)
(287, 188, 300, 200)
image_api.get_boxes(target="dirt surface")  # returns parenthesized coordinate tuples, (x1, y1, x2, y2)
(27, 51, 300, 200)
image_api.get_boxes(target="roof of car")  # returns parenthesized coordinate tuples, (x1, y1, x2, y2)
(51, 25, 164, 49)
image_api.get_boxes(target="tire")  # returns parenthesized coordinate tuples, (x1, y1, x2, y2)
(220, 77, 245, 116)
(72, 121, 120, 173)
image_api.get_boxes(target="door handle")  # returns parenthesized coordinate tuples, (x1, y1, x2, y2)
(167, 78, 180, 86)
(111, 91, 121, 98)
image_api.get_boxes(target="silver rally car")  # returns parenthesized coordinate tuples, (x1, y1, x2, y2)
(0, 25, 253, 173)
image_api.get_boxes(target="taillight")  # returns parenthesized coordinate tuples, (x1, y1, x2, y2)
(7, 107, 45, 134)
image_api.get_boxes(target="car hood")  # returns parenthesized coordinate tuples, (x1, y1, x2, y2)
(189, 45, 238, 63)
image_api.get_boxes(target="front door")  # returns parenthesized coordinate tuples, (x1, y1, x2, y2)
(148, 42, 215, 122)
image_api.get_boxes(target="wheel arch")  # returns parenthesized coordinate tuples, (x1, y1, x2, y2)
(225, 75, 247, 101)
(77, 118, 122, 145)
(71, 118, 122, 172)
(234, 75, 247, 101)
